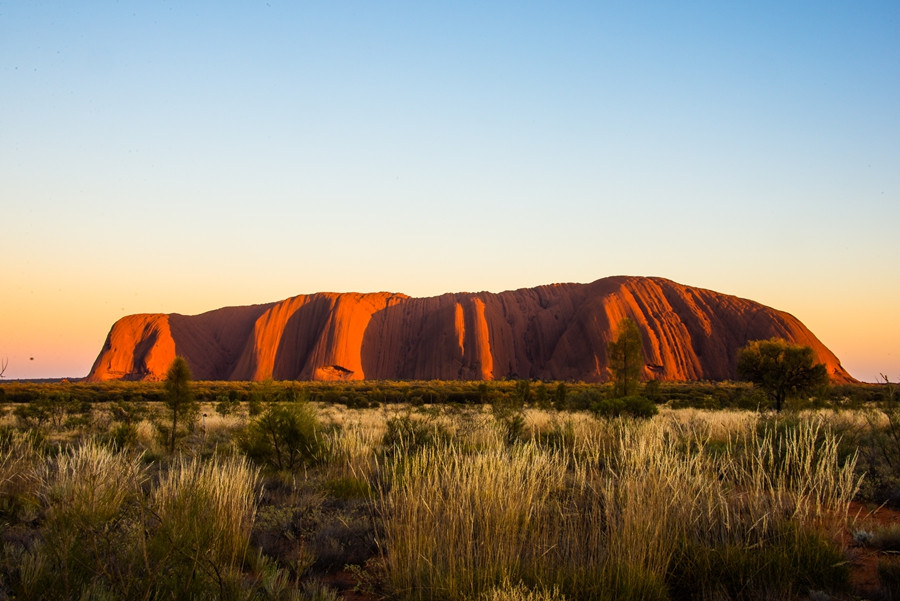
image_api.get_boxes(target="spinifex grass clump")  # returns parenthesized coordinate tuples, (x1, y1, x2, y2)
(667, 419, 856, 599)
(376, 415, 859, 601)
(378, 443, 568, 600)
(147, 455, 260, 597)
(378, 421, 701, 601)
(11, 441, 147, 599)
(0, 430, 43, 520)
(2, 443, 264, 601)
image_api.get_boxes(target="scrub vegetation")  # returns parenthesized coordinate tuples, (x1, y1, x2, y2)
(0, 373, 897, 600)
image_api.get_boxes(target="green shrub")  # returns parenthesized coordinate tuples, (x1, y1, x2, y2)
(110, 399, 147, 424)
(13, 403, 50, 430)
(239, 402, 326, 470)
(552, 382, 568, 410)
(590, 396, 657, 419)
(36, 393, 79, 430)
(620, 396, 658, 419)
(533, 383, 551, 409)
(215, 394, 240, 417)
(109, 422, 138, 448)
(492, 398, 527, 445)
(643, 379, 662, 402)
(497, 411, 527, 445)
(855, 377, 900, 506)
(564, 388, 601, 411)
(513, 380, 532, 405)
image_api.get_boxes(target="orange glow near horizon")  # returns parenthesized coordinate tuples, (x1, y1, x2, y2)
(2, 275, 898, 383)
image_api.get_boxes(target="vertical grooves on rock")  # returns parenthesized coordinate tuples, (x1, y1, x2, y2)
(86, 277, 855, 383)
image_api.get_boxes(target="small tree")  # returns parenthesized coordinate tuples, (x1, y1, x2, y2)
(534, 382, 550, 408)
(553, 382, 568, 410)
(736, 338, 828, 412)
(513, 379, 531, 406)
(164, 357, 198, 453)
(239, 402, 324, 470)
(214, 394, 240, 417)
(608, 317, 644, 398)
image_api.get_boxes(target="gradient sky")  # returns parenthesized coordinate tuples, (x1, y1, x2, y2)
(2, 2, 898, 382)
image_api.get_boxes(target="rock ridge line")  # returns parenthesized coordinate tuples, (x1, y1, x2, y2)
(86, 276, 853, 383)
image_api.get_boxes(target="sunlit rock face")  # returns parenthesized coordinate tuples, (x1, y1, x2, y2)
(86, 276, 854, 383)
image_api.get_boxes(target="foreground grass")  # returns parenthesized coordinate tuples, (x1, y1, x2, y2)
(377, 416, 858, 601)
(2, 439, 264, 600)
(0, 390, 896, 599)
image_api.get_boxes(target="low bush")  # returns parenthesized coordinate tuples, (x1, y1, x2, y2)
(491, 397, 527, 445)
(215, 394, 241, 417)
(239, 402, 326, 471)
(574, 395, 660, 419)
(855, 378, 900, 506)
(107, 422, 138, 447)
(563, 388, 601, 411)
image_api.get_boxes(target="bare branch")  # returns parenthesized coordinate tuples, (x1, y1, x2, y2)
(0, 357, 7, 378)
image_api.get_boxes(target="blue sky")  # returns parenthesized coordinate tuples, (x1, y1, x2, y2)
(2, 1, 898, 381)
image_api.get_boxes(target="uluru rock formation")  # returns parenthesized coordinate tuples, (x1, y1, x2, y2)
(86, 276, 854, 383)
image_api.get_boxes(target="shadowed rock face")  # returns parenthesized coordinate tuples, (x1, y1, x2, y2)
(86, 276, 854, 383)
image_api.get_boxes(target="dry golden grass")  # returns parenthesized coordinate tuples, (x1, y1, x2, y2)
(375, 412, 859, 601)
(151, 454, 260, 569)
(0, 396, 875, 600)
(0, 431, 42, 500)
(38, 441, 147, 525)
(378, 442, 570, 600)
